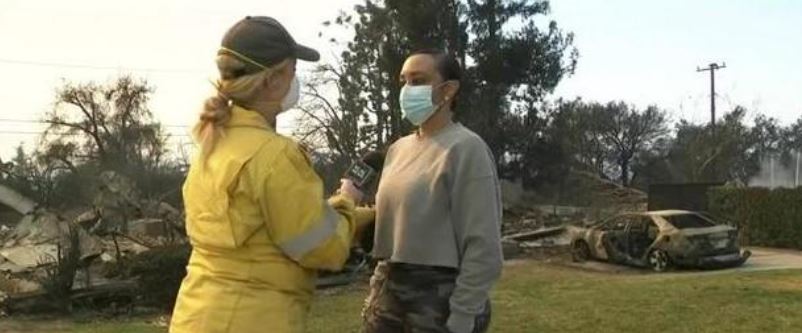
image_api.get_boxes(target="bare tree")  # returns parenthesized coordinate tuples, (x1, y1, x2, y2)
(294, 63, 363, 161)
(42, 75, 166, 174)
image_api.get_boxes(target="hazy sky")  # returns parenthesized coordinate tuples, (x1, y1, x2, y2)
(0, 0, 800, 160)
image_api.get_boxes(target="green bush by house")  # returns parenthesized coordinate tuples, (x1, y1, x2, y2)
(708, 187, 802, 250)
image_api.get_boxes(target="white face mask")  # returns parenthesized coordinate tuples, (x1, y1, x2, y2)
(281, 76, 300, 111)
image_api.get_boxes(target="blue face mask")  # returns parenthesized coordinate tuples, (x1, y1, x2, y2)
(400, 84, 441, 126)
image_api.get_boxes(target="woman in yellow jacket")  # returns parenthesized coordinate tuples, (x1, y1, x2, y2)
(170, 16, 370, 333)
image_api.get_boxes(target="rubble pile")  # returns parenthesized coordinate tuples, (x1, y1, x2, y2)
(0, 172, 186, 315)
(570, 170, 648, 213)
(501, 205, 577, 261)
(500, 172, 648, 261)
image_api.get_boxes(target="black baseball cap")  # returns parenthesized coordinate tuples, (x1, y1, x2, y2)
(219, 16, 320, 75)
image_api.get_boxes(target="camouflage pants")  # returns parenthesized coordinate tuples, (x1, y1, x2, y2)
(362, 261, 491, 333)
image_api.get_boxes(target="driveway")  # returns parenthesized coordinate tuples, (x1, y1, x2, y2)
(559, 247, 802, 274)
(735, 247, 802, 272)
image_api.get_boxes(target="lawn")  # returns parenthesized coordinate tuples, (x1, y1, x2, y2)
(2, 261, 801, 332)
(307, 262, 802, 333)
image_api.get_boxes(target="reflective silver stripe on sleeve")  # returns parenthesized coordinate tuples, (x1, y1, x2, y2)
(279, 202, 341, 261)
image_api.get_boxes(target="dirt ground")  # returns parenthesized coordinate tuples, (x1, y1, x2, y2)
(0, 315, 168, 333)
(0, 319, 71, 333)
(561, 247, 802, 275)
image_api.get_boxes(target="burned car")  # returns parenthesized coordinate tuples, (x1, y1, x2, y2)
(569, 210, 751, 272)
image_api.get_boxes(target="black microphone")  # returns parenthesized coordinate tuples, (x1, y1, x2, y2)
(344, 151, 385, 189)
(344, 151, 384, 254)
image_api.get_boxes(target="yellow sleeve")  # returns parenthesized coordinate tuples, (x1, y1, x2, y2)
(253, 141, 357, 271)
(352, 206, 376, 247)
(354, 207, 376, 227)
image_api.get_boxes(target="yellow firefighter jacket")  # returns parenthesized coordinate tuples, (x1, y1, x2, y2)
(170, 105, 361, 333)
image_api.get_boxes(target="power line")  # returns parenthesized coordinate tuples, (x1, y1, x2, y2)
(0, 118, 296, 130)
(0, 118, 39, 123)
(0, 118, 191, 128)
(0, 130, 191, 137)
(0, 58, 209, 74)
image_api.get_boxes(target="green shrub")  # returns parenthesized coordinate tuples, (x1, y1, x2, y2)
(709, 186, 802, 249)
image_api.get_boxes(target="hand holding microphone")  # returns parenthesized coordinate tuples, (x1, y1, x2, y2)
(338, 178, 364, 203)
(338, 151, 385, 248)
(338, 150, 386, 204)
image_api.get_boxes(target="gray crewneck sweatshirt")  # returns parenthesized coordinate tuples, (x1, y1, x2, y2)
(373, 122, 503, 333)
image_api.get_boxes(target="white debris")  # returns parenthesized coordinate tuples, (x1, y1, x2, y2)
(0, 244, 59, 268)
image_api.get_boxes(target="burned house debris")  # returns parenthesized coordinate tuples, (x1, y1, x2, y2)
(0, 174, 186, 315)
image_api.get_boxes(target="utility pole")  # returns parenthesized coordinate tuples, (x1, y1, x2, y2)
(770, 155, 776, 188)
(697, 62, 727, 130)
(794, 151, 802, 187)
(697, 62, 727, 182)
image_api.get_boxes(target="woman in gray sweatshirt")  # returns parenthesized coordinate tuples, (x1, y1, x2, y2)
(362, 49, 504, 333)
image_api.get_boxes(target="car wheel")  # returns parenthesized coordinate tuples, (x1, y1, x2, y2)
(572, 241, 591, 262)
(648, 249, 671, 272)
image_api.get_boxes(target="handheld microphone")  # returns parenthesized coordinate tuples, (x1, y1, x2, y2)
(344, 151, 385, 189)
(343, 151, 384, 253)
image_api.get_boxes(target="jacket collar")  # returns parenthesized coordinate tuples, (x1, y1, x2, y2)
(226, 105, 274, 132)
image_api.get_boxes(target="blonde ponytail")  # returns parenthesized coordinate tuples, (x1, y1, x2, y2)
(193, 92, 232, 157)
(193, 54, 290, 157)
